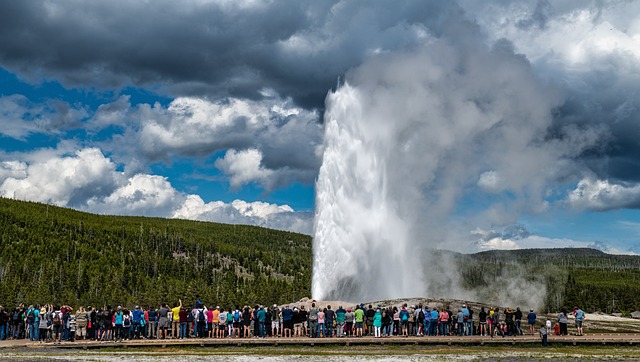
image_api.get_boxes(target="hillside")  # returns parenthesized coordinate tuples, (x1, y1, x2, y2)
(0, 197, 312, 307)
(459, 248, 640, 313)
(1, 197, 639, 313)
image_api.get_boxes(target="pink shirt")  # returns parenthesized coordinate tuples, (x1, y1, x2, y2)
(317, 311, 325, 324)
(206, 309, 214, 322)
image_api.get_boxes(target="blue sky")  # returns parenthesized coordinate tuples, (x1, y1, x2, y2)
(1, 1, 639, 254)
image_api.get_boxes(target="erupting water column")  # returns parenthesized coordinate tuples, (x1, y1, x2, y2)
(312, 83, 423, 302)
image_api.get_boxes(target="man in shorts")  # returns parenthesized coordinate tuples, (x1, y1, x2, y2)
(354, 305, 365, 337)
(574, 306, 585, 336)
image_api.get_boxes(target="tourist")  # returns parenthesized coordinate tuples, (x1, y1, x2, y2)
(429, 307, 438, 336)
(147, 306, 157, 339)
(400, 306, 410, 336)
(242, 306, 251, 338)
(461, 304, 470, 336)
(504, 308, 514, 336)
(157, 304, 170, 339)
(558, 308, 568, 336)
(308, 302, 317, 338)
(366, 305, 376, 336)
(171, 300, 182, 339)
(574, 306, 585, 336)
(539, 324, 548, 346)
(51, 306, 63, 344)
(478, 307, 487, 336)
(527, 309, 536, 336)
(282, 305, 293, 338)
(114, 306, 124, 342)
(438, 307, 449, 336)
(373, 308, 382, 338)
(178, 306, 188, 339)
(270, 305, 280, 337)
(416, 305, 425, 336)
(25, 305, 39, 341)
(75, 307, 87, 340)
(324, 305, 335, 337)
(316, 307, 325, 338)
(132, 306, 144, 339)
(344, 307, 354, 337)
(39, 306, 50, 342)
(335, 306, 346, 337)
(514, 307, 523, 336)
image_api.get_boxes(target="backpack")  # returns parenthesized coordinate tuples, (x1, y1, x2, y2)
(401, 311, 408, 322)
(26, 310, 35, 323)
(197, 309, 205, 322)
(53, 312, 61, 326)
(233, 310, 240, 322)
(418, 310, 425, 321)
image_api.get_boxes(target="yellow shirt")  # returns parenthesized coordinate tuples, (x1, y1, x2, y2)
(172, 306, 181, 321)
(212, 309, 220, 323)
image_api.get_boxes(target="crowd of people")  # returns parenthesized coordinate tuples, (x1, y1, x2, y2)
(0, 300, 586, 344)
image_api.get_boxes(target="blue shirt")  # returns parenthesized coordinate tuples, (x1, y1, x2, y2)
(282, 308, 293, 321)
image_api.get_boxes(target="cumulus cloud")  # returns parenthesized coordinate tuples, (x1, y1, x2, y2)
(567, 177, 640, 211)
(174, 195, 312, 234)
(0, 94, 88, 139)
(102, 93, 322, 189)
(0, 148, 119, 206)
(214, 149, 273, 189)
(0, 147, 312, 234)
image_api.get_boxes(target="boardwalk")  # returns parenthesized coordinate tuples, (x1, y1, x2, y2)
(2, 334, 640, 350)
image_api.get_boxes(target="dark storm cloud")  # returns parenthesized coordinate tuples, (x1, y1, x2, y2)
(0, 0, 458, 109)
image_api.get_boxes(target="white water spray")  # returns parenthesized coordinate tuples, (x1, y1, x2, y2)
(312, 83, 422, 301)
(312, 40, 564, 304)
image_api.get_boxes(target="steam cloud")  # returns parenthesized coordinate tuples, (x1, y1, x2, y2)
(313, 28, 602, 307)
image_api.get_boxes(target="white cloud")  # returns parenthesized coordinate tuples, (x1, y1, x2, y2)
(0, 146, 312, 234)
(477, 170, 504, 193)
(566, 177, 640, 211)
(102, 94, 322, 190)
(0, 148, 119, 206)
(87, 174, 182, 217)
(214, 148, 273, 189)
(473, 227, 635, 255)
(0, 160, 27, 181)
(0, 95, 88, 139)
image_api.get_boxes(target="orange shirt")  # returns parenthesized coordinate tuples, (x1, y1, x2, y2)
(211, 309, 220, 323)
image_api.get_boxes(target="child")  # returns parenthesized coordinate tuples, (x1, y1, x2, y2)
(553, 323, 560, 336)
(69, 315, 77, 342)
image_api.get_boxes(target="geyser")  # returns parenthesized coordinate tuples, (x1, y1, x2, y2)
(313, 38, 568, 304)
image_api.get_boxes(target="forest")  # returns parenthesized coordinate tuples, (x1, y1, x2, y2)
(0, 197, 312, 308)
(1, 197, 639, 313)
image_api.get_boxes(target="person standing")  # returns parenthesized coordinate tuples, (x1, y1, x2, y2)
(574, 306, 585, 336)
(307, 303, 317, 338)
(527, 309, 537, 336)
(373, 308, 382, 338)
(26, 305, 40, 341)
(344, 308, 354, 337)
(171, 300, 182, 339)
(514, 307, 523, 336)
(557, 309, 569, 336)
(316, 308, 325, 338)
(354, 306, 365, 337)
(324, 305, 335, 338)
(75, 307, 87, 340)
(335, 306, 346, 337)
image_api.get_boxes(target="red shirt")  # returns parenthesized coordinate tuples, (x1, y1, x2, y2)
(179, 310, 188, 323)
